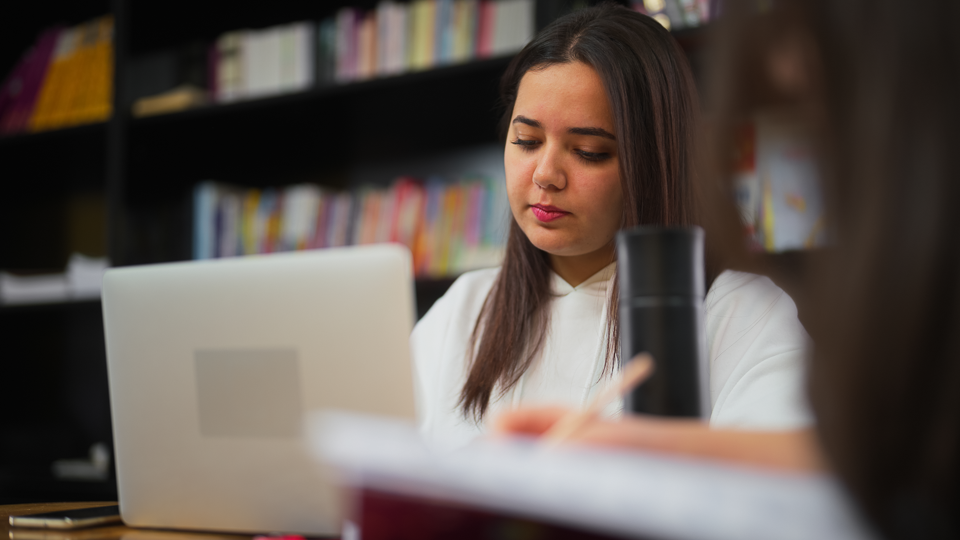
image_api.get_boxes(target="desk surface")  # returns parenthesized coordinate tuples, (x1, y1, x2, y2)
(1, 504, 272, 540)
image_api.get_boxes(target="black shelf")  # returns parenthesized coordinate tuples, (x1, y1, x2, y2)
(0, 122, 107, 149)
(125, 55, 510, 182)
(132, 55, 513, 126)
(0, 298, 101, 313)
(1, 0, 716, 504)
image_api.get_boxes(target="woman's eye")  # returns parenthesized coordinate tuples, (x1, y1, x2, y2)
(575, 150, 611, 163)
(511, 138, 539, 151)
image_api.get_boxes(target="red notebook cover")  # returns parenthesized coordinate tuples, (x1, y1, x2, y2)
(355, 488, 629, 540)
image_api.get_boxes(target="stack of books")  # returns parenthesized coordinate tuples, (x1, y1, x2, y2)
(208, 0, 534, 102)
(0, 15, 113, 135)
(212, 22, 317, 103)
(320, 0, 534, 84)
(193, 177, 509, 278)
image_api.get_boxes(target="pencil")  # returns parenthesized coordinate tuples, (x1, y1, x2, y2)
(542, 352, 656, 445)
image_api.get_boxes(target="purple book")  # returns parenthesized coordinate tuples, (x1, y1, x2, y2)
(0, 27, 62, 134)
(0, 49, 32, 133)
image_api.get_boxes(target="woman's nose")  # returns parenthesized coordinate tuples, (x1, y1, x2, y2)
(532, 145, 567, 191)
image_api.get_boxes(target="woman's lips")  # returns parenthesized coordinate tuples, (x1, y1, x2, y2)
(531, 204, 570, 223)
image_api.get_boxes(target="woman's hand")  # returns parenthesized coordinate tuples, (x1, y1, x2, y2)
(493, 407, 825, 473)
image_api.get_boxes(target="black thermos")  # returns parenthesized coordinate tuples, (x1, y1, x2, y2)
(616, 226, 708, 418)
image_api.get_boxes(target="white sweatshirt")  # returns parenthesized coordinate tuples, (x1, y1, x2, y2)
(411, 263, 812, 449)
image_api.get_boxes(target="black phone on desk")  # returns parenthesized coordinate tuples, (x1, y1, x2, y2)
(9, 505, 121, 530)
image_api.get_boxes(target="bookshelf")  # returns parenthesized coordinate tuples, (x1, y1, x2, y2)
(0, 0, 714, 503)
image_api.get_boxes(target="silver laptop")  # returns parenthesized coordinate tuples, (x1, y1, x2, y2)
(102, 245, 418, 536)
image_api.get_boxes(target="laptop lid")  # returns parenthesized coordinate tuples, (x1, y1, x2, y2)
(102, 245, 417, 535)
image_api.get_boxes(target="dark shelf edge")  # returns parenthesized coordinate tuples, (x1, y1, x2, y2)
(0, 122, 107, 148)
(129, 55, 515, 127)
(0, 297, 102, 313)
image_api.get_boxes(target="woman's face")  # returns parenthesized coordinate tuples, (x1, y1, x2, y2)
(505, 61, 622, 267)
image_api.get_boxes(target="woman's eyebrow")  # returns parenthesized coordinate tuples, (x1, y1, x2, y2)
(568, 126, 616, 140)
(512, 115, 616, 140)
(512, 115, 542, 128)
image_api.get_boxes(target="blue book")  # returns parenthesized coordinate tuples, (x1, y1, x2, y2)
(193, 181, 218, 260)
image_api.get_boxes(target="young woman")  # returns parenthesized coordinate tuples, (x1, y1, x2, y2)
(412, 4, 812, 448)
(498, 0, 960, 537)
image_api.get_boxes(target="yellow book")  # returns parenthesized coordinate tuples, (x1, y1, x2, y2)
(241, 190, 261, 255)
(422, 0, 437, 69)
(448, 183, 466, 273)
(434, 184, 458, 276)
(407, 1, 424, 69)
(61, 20, 97, 128)
(79, 15, 113, 123)
(29, 27, 78, 131)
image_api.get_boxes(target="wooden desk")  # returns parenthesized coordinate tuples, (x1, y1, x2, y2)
(1, 504, 263, 540)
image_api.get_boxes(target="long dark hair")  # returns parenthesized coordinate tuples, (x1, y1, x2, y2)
(459, 3, 701, 420)
(704, 1, 960, 537)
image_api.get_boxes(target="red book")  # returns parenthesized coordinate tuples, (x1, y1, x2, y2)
(311, 194, 334, 250)
(476, 0, 495, 58)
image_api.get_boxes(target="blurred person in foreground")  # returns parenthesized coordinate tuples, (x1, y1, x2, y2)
(495, 0, 960, 538)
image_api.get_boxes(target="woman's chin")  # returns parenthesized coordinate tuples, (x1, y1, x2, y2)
(527, 236, 594, 260)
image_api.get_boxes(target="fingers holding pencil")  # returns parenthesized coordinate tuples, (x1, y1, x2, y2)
(492, 353, 656, 445)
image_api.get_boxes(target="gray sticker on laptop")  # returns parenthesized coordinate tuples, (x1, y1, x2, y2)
(195, 349, 303, 438)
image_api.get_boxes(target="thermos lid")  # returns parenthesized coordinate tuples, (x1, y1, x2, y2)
(616, 226, 705, 299)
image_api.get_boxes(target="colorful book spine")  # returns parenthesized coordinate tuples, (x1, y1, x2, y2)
(192, 177, 507, 277)
(0, 26, 62, 134)
(198, 0, 536, 95)
(476, 0, 495, 58)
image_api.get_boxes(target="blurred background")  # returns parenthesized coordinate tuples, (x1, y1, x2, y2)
(1, 0, 819, 504)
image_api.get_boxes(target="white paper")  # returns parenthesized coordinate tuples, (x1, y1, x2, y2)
(308, 412, 877, 540)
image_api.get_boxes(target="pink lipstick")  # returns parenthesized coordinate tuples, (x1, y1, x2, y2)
(531, 204, 569, 222)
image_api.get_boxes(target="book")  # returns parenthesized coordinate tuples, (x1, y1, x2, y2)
(27, 15, 114, 130)
(279, 22, 315, 93)
(0, 44, 34, 132)
(191, 176, 508, 278)
(70, 15, 114, 125)
(280, 184, 322, 251)
(195, 0, 537, 97)
(435, 0, 454, 65)
(216, 31, 244, 102)
(476, 0, 495, 58)
(336, 8, 360, 83)
(0, 26, 62, 134)
(132, 84, 207, 117)
(28, 27, 78, 131)
(317, 18, 337, 86)
(193, 181, 218, 260)
(210, 22, 316, 103)
(491, 0, 534, 57)
(309, 412, 877, 540)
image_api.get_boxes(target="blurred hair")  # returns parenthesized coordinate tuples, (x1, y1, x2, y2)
(459, 3, 703, 420)
(704, 1, 960, 537)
